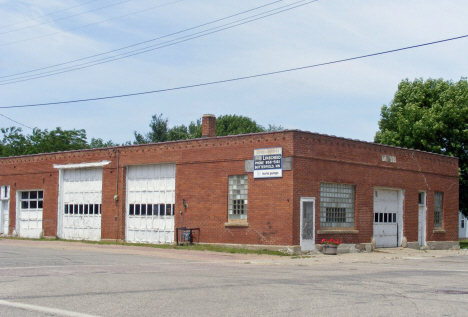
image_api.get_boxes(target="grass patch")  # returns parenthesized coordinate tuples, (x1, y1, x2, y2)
(291, 255, 311, 259)
(0, 237, 289, 256)
(460, 241, 468, 249)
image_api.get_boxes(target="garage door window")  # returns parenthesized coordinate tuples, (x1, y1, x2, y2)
(434, 192, 443, 228)
(228, 175, 248, 220)
(128, 204, 174, 216)
(320, 183, 354, 228)
(21, 191, 43, 209)
(64, 204, 101, 215)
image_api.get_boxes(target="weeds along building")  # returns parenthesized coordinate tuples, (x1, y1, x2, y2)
(0, 114, 460, 251)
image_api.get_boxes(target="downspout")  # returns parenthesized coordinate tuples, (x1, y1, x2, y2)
(115, 149, 120, 241)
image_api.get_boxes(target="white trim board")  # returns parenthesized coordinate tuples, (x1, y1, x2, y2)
(53, 161, 111, 169)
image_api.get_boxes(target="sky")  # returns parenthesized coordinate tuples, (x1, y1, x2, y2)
(0, 0, 467, 144)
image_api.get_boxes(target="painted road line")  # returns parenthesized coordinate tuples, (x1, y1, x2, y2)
(0, 300, 100, 317)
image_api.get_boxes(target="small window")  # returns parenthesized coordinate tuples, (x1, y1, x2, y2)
(135, 204, 140, 216)
(418, 192, 425, 205)
(228, 175, 248, 220)
(1, 185, 9, 199)
(462, 219, 465, 229)
(434, 192, 443, 228)
(20, 190, 43, 210)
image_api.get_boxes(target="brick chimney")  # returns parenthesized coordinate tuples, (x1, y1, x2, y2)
(202, 114, 216, 138)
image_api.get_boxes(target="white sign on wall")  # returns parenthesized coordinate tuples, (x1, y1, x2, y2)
(254, 147, 283, 178)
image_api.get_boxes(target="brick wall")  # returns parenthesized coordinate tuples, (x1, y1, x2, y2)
(0, 130, 459, 246)
(293, 131, 459, 245)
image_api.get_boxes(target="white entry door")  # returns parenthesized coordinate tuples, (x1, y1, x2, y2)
(300, 197, 315, 251)
(418, 192, 426, 246)
(1, 200, 9, 235)
(18, 190, 43, 239)
(59, 168, 102, 241)
(373, 189, 400, 247)
(0, 186, 9, 235)
(126, 164, 175, 244)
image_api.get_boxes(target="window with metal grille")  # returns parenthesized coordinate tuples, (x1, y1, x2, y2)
(228, 175, 248, 220)
(325, 207, 346, 223)
(320, 183, 354, 228)
(20, 191, 43, 210)
(434, 192, 443, 228)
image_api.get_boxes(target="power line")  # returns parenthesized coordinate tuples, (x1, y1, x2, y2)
(0, 0, 186, 48)
(1, 0, 309, 84)
(0, 0, 101, 29)
(0, 0, 313, 85)
(0, 0, 285, 80)
(0, 0, 133, 35)
(2, 34, 467, 109)
(0, 114, 33, 129)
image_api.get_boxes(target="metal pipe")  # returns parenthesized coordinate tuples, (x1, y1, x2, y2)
(115, 149, 119, 240)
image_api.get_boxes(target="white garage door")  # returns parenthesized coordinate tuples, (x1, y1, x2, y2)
(60, 168, 102, 241)
(18, 190, 43, 239)
(373, 189, 399, 248)
(126, 164, 175, 244)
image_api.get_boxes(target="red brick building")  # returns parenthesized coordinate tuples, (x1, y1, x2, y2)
(0, 114, 459, 251)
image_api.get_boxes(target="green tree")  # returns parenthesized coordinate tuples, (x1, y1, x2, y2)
(133, 114, 169, 144)
(215, 114, 266, 136)
(88, 138, 119, 148)
(133, 114, 283, 144)
(0, 127, 88, 157)
(374, 77, 468, 215)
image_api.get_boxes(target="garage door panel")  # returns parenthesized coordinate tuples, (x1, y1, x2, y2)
(18, 190, 44, 239)
(374, 189, 399, 248)
(60, 169, 102, 241)
(127, 164, 175, 244)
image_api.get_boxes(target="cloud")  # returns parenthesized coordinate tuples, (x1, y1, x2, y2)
(1, 0, 468, 143)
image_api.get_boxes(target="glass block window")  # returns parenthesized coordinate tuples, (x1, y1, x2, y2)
(228, 175, 248, 220)
(320, 183, 354, 228)
(434, 192, 443, 228)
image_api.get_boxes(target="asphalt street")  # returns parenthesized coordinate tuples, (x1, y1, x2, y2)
(1, 239, 468, 316)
